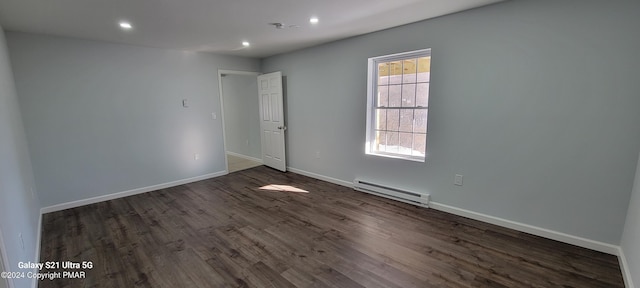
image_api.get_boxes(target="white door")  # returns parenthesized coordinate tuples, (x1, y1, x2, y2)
(258, 72, 286, 171)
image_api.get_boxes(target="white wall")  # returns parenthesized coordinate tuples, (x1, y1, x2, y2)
(221, 74, 261, 159)
(262, 0, 640, 244)
(621, 152, 640, 287)
(0, 26, 41, 288)
(7, 32, 260, 207)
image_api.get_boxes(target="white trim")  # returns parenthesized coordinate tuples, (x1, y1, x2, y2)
(365, 48, 431, 162)
(33, 165, 631, 285)
(618, 247, 635, 288)
(31, 213, 42, 288)
(41, 171, 227, 214)
(217, 69, 261, 174)
(219, 69, 261, 77)
(287, 167, 353, 188)
(370, 48, 432, 62)
(429, 202, 619, 255)
(226, 151, 263, 164)
(284, 167, 621, 256)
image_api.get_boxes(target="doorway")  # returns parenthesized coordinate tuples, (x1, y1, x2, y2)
(219, 70, 263, 173)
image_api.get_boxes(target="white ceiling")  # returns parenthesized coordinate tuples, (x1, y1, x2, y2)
(0, 0, 503, 58)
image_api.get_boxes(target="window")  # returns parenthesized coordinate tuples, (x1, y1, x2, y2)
(366, 49, 431, 162)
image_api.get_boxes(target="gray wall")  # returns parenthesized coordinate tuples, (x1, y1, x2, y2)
(7, 32, 260, 207)
(262, 0, 640, 244)
(221, 74, 261, 159)
(621, 152, 640, 286)
(0, 26, 40, 288)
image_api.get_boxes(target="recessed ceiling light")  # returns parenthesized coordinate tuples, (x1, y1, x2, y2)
(309, 17, 319, 24)
(119, 22, 133, 30)
(242, 41, 250, 47)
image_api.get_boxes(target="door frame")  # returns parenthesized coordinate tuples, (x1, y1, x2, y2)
(217, 69, 261, 174)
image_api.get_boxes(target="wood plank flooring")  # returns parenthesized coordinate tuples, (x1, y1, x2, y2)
(39, 166, 624, 287)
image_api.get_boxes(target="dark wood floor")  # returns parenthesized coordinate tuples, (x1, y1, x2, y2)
(39, 166, 624, 287)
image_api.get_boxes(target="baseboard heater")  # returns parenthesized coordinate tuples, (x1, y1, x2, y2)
(353, 179, 430, 208)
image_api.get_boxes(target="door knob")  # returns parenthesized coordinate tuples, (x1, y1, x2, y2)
(277, 126, 287, 130)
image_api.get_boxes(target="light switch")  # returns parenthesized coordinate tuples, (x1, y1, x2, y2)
(182, 99, 189, 108)
(211, 112, 217, 119)
(454, 174, 463, 186)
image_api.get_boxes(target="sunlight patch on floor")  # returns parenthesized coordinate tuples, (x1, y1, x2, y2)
(259, 184, 309, 193)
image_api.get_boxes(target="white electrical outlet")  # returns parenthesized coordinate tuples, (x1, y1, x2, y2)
(454, 174, 463, 186)
(315, 151, 320, 159)
(211, 112, 217, 119)
(194, 153, 200, 160)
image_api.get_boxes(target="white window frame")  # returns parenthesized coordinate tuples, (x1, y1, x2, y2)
(365, 48, 431, 162)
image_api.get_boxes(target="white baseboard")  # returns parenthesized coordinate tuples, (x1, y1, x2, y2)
(31, 212, 42, 288)
(618, 247, 635, 288)
(35, 166, 631, 286)
(287, 167, 353, 188)
(429, 202, 619, 255)
(226, 151, 263, 163)
(41, 171, 227, 214)
(285, 167, 621, 256)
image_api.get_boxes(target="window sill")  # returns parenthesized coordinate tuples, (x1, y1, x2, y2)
(366, 151, 425, 163)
